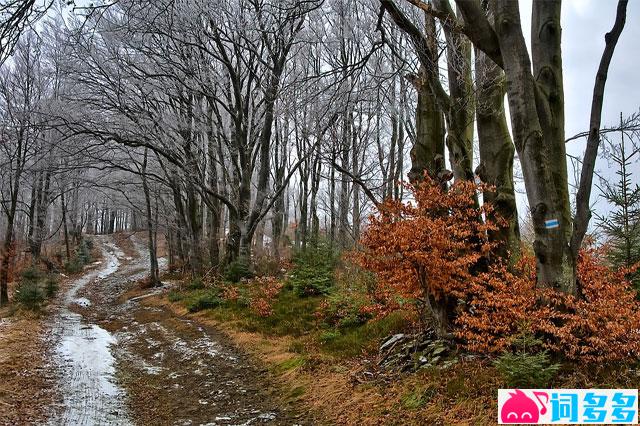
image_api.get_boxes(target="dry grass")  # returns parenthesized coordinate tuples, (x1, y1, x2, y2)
(142, 282, 640, 425)
(0, 310, 58, 426)
(142, 292, 500, 425)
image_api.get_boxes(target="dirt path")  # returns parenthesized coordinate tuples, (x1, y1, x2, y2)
(48, 236, 306, 425)
(47, 241, 132, 425)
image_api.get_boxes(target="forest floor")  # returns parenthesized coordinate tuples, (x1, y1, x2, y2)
(3, 235, 638, 425)
(1, 235, 311, 425)
(142, 294, 500, 425)
(0, 307, 58, 425)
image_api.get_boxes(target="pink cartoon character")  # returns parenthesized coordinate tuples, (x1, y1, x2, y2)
(501, 389, 548, 424)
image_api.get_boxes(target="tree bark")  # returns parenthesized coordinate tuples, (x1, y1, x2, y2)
(474, 18, 520, 260)
(490, 0, 575, 292)
(408, 70, 446, 182)
(437, 1, 476, 183)
(142, 150, 160, 286)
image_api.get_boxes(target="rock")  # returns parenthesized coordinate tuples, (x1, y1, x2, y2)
(378, 329, 457, 372)
(380, 333, 406, 352)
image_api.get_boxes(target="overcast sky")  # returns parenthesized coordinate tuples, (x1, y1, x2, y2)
(514, 0, 640, 223)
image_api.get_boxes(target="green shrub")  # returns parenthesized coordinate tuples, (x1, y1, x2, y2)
(45, 274, 59, 298)
(15, 281, 45, 310)
(224, 258, 254, 283)
(494, 333, 560, 388)
(289, 243, 337, 297)
(185, 290, 224, 313)
(494, 351, 560, 388)
(21, 266, 43, 283)
(64, 239, 93, 274)
(321, 291, 373, 329)
(168, 291, 183, 302)
(64, 258, 83, 274)
(76, 240, 91, 264)
(186, 277, 205, 290)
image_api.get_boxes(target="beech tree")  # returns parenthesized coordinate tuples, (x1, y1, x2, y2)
(379, 0, 629, 293)
(0, 0, 632, 310)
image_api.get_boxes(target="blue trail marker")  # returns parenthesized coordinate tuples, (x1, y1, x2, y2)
(545, 219, 560, 229)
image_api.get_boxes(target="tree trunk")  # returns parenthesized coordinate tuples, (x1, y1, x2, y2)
(474, 25, 520, 260)
(61, 190, 71, 261)
(338, 111, 351, 247)
(31, 170, 52, 262)
(438, 2, 476, 183)
(491, 0, 575, 292)
(142, 150, 160, 286)
(408, 70, 446, 182)
(571, 0, 628, 261)
(310, 148, 321, 245)
(352, 123, 361, 242)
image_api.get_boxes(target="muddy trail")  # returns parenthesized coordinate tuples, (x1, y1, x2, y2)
(48, 236, 307, 426)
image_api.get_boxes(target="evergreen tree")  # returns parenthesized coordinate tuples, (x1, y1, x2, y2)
(597, 113, 640, 290)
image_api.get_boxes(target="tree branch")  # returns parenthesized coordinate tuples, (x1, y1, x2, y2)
(331, 160, 381, 207)
(452, 0, 503, 69)
(571, 0, 629, 257)
(380, 0, 451, 110)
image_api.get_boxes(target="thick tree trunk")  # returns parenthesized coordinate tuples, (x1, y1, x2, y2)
(408, 71, 446, 182)
(225, 213, 242, 265)
(208, 206, 221, 269)
(254, 220, 265, 256)
(206, 118, 221, 269)
(27, 173, 40, 256)
(438, 3, 476, 183)
(491, 0, 575, 293)
(30, 170, 52, 262)
(385, 10, 451, 338)
(474, 30, 520, 260)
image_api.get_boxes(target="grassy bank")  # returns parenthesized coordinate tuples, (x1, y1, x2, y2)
(151, 243, 640, 425)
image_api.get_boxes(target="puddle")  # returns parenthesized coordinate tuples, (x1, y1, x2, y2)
(49, 242, 132, 425)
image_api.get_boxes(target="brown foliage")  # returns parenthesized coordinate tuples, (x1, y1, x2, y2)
(352, 177, 498, 318)
(459, 250, 640, 362)
(355, 177, 640, 363)
(247, 276, 283, 317)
